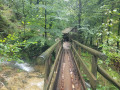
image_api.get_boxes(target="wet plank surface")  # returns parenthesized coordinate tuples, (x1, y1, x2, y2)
(56, 42, 84, 90)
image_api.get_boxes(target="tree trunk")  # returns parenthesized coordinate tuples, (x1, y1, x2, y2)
(78, 0, 82, 28)
(22, 0, 25, 35)
(78, 0, 83, 43)
(37, 0, 39, 4)
(117, 18, 120, 53)
(107, 20, 111, 46)
(44, 2, 47, 38)
(90, 37, 93, 46)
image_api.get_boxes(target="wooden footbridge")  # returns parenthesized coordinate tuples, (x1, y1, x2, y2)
(37, 28, 120, 90)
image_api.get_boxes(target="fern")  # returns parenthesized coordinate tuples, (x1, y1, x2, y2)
(25, 36, 46, 48)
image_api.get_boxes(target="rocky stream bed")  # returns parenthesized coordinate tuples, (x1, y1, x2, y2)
(0, 62, 44, 90)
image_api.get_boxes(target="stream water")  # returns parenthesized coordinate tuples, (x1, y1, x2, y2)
(0, 61, 44, 90)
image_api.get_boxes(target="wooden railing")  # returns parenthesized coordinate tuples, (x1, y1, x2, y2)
(37, 39, 120, 90)
(72, 39, 120, 89)
(37, 40, 62, 90)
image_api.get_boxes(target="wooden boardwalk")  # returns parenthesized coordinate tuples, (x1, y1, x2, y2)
(55, 42, 86, 90)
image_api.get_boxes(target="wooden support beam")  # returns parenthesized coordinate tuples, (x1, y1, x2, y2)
(97, 66, 120, 89)
(72, 40, 107, 60)
(72, 45, 97, 89)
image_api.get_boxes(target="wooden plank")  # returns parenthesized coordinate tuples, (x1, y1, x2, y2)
(97, 65, 120, 89)
(72, 45, 97, 89)
(72, 40, 107, 60)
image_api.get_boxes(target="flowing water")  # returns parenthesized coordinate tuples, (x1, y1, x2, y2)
(0, 61, 44, 90)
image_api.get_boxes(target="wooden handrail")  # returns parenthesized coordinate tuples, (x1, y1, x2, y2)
(72, 40, 120, 89)
(36, 40, 61, 90)
(97, 66, 120, 89)
(37, 40, 61, 62)
(72, 40, 107, 60)
(46, 46, 62, 90)
(72, 45, 97, 89)
(50, 49, 63, 90)
(71, 50, 87, 90)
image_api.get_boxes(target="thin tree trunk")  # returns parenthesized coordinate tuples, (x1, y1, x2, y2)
(107, 20, 111, 46)
(78, 0, 83, 43)
(44, 2, 47, 38)
(78, 0, 82, 28)
(37, 0, 39, 4)
(117, 18, 120, 53)
(101, 12, 104, 44)
(22, 0, 25, 35)
(90, 37, 93, 46)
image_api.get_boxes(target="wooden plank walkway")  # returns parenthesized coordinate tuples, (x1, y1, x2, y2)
(55, 42, 86, 90)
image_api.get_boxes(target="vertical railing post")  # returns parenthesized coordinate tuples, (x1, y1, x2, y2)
(44, 60, 49, 90)
(74, 43, 77, 59)
(92, 55, 98, 77)
(78, 47, 81, 68)
(48, 55, 52, 74)
(91, 55, 98, 90)
(78, 47, 81, 56)
(55, 41, 61, 57)
(76, 45, 81, 68)
(55, 45, 59, 58)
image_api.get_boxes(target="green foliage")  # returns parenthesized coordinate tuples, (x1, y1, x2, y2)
(0, 33, 42, 62)
(96, 84, 118, 90)
(98, 41, 120, 65)
(0, 34, 24, 62)
(0, 0, 119, 89)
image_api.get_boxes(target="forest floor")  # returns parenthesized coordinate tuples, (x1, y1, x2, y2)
(0, 64, 44, 90)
